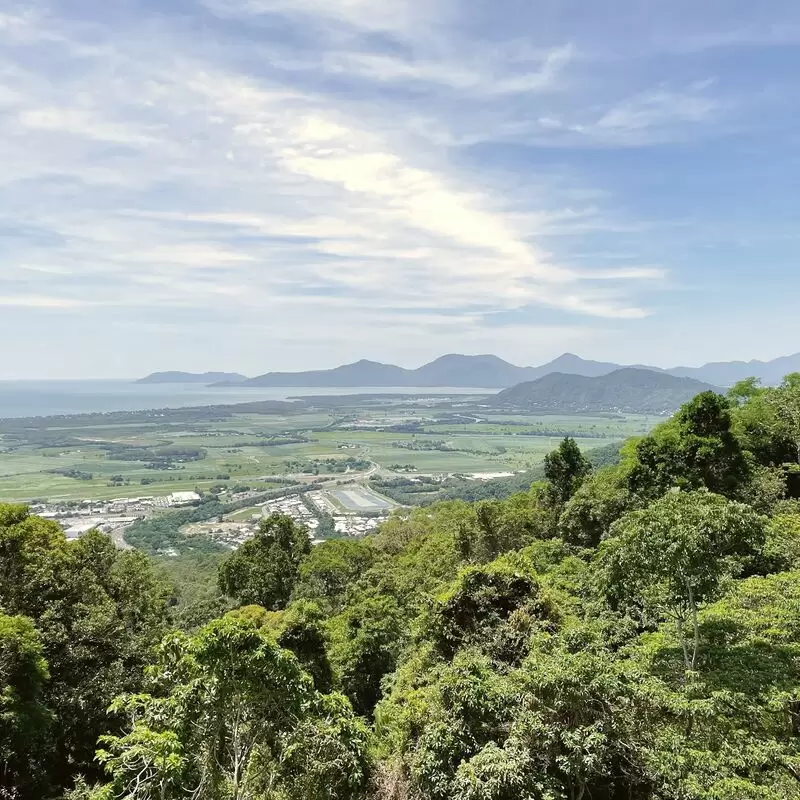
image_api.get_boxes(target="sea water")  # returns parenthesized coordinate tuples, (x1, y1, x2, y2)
(0, 381, 495, 419)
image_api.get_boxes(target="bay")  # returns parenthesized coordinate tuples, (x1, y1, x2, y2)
(0, 381, 495, 419)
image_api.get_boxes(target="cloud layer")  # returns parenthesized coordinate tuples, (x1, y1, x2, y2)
(1, 0, 799, 376)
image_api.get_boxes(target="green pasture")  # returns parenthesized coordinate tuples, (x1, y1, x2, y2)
(0, 403, 658, 502)
(225, 506, 266, 522)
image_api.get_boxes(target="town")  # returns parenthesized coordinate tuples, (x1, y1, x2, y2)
(31, 484, 397, 551)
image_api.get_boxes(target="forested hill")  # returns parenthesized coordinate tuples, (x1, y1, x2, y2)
(493, 367, 717, 413)
(5, 377, 800, 800)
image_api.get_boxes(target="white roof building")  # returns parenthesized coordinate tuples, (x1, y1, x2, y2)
(169, 491, 201, 506)
(64, 521, 99, 539)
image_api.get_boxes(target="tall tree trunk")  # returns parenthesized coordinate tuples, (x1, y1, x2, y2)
(686, 581, 699, 672)
(675, 614, 691, 673)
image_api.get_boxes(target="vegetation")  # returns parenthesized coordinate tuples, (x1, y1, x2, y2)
(3, 378, 800, 798)
(0, 397, 656, 502)
(218, 514, 311, 609)
(284, 456, 372, 475)
(493, 367, 717, 414)
(123, 485, 310, 555)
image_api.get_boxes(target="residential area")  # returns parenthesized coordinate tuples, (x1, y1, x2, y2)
(32, 483, 399, 550)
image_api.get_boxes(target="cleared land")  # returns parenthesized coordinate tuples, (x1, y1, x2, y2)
(330, 486, 395, 511)
(0, 396, 662, 502)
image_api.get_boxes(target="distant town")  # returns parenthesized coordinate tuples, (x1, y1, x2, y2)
(31, 483, 396, 552)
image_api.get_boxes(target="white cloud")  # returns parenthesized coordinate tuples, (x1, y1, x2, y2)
(0, 0, 703, 377)
(203, 0, 442, 37)
(320, 43, 574, 96)
(0, 295, 90, 309)
(18, 107, 155, 146)
(595, 87, 720, 133)
(524, 84, 724, 147)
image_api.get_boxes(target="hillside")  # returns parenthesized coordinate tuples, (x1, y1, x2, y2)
(6, 377, 800, 799)
(493, 368, 717, 414)
(137, 371, 248, 384)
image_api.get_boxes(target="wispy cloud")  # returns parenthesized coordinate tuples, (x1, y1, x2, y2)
(0, 12, 660, 328)
(593, 85, 721, 138)
(1, 0, 794, 377)
(533, 82, 723, 146)
(203, 0, 441, 37)
(0, 294, 90, 309)
(318, 43, 575, 97)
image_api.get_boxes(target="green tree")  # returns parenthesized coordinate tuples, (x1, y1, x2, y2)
(727, 376, 764, 405)
(45, 533, 171, 787)
(293, 539, 376, 613)
(275, 601, 334, 693)
(315, 512, 338, 539)
(274, 693, 370, 800)
(0, 507, 170, 791)
(628, 392, 751, 500)
(544, 437, 592, 506)
(0, 503, 65, 618)
(558, 466, 637, 549)
(631, 569, 800, 799)
(600, 491, 766, 673)
(328, 594, 406, 718)
(0, 614, 52, 798)
(218, 514, 311, 610)
(405, 651, 517, 800)
(427, 560, 556, 663)
(96, 616, 369, 800)
(762, 512, 800, 571)
(465, 489, 554, 562)
(731, 384, 793, 466)
(767, 372, 800, 464)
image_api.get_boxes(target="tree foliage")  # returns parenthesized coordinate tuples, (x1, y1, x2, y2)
(95, 616, 369, 800)
(0, 507, 170, 796)
(601, 491, 766, 672)
(218, 513, 311, 610)
(7, 377, 800, 800)
(0, 613, 51, 797)
(543, 436, 593, 506)
(627, 391, 751, 500)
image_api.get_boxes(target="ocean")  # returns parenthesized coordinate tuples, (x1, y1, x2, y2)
(0, 381, 495, 419)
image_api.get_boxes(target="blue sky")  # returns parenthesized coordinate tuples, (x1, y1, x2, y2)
(1, 0, 800, 378)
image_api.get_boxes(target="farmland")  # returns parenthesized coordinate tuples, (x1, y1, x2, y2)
(0, 393, 662, 503)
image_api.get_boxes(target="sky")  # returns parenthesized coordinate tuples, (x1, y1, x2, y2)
(1, 0, 800, 379)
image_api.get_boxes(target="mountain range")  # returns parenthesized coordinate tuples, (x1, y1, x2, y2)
(136, 351, 800, 389)
(492, 368, 718, 415)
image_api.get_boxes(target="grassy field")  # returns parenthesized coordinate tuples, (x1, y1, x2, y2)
(0, 399, 661, 502)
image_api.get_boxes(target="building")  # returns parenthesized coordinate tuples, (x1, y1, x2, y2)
(64, 520, 99, 540)
(169, 491, 201, 506)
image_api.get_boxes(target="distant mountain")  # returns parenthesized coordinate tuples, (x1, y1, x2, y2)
(524, 352, 800, 387)
(137, 371, 248, 385)
(411, 354, 534, 386)
(183, 350, 800, 390)
(492, 368, 717, 415)
(239, 360, 409, 388)
(526, 353, 633, 380)
(666, 353, 800, 386)
(239, 355, 533, 388)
